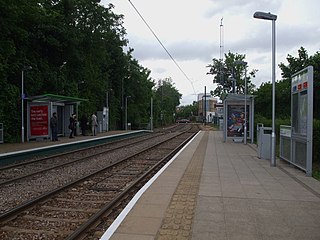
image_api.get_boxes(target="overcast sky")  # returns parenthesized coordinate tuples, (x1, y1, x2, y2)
(102, 0, 320, 105)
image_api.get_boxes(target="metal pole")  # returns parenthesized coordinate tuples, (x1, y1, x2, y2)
(125, 96, 131, 131)
(106, 91, 109, 109)
(244, 67, 247, 145)
(150, 97, 153, 131)
(121, 79, 124, 129)
(271, 19, 276, 166)
(21, 70, 24, 143)
(125, 96, 128, 131)
(106, 91, 109, 131)
(253, 11, 277, 166)
(204, 86, 207, 125)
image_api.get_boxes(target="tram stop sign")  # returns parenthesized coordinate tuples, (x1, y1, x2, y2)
(291, 66, 313, 176)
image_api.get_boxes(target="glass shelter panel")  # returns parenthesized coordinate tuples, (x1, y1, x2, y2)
(290, 66, 313, 176)
(227, 105, 249, 138)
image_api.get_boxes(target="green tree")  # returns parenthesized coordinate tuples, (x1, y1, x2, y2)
(207, 51, 257, 98)
(279, 47, 320, 119)
(253, 79, 291, 119)
(123, 50, 155, 129)
(231, 47, 320, 119)
(153, 78, 182, 126)
(176, 102, 198, 121)
(0, 1, 156, 141)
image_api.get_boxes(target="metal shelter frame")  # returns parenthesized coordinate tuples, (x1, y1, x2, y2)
(222, 93, 255, 143)
(26, 94, 88, 141)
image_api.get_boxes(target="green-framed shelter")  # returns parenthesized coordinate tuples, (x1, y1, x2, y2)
(26, 94, 88, 141)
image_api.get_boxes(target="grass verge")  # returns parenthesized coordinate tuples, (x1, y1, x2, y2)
(313, 162, 320, 181)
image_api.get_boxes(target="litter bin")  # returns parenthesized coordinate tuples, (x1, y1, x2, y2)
(258, 126, 272, 160)
(0, 123, 3, 143)
(256, 123, 264, 147)
(99, 121, 103, 133)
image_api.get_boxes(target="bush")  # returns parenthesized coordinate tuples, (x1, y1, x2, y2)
(254, 114, 290, 144)
(255, 114, 320, 173)
(313, 119, 320, 164)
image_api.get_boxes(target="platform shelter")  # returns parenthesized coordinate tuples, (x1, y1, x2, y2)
(222, 93, 255, 143)
(26, 94, 88, 141)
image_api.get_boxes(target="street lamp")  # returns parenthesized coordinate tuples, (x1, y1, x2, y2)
(59, 61, 67, 70)
(57, 62, 67, 94)
(234, 60, 248, 145)
(125, 96, 131, 130)
(227, 76, 236, 93)
(21, 66, 32, 143)
(254, 11, 277, 166)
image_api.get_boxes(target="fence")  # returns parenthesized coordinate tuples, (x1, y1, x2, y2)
(279, 125, 291, 162)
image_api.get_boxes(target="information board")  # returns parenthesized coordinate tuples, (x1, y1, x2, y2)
(290, 66, 313, 176)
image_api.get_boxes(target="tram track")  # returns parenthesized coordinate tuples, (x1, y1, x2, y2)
(0, 132, 163, 186)
(0, 125, 190, 214)
(0, 124, 199, 239)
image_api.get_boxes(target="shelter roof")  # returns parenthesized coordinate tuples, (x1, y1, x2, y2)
(221, 93, 255, 101)
(26, 94, 88, 104)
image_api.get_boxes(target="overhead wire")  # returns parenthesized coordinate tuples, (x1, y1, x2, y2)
(127, 0, 197, 95)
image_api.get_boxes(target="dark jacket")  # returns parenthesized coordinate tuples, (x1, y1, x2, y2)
(50, 116, 57, 128)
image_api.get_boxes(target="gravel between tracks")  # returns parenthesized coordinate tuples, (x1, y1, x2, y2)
(0, 131, 182, 214)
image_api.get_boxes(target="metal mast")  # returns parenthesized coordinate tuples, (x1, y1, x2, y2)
(219, 17, 224, 84)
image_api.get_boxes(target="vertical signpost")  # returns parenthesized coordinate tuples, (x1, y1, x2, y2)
(291, 66, 313, 176)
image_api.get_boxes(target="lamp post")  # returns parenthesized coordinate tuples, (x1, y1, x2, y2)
(58, 62, 67, 93)
(234, 60, 248, 144)
(21, 66, 32, 143)
(254, 11, 277, 166)
(125, 96, 131, 131)
(106, 90, 110, 132)
(150, 97, 153, 131)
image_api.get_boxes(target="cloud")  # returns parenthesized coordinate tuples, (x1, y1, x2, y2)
(108, 0, 320, 106)
(204, 0, 282, 19)
(153, 67, 167, 74)
(129, 36, 218, 62)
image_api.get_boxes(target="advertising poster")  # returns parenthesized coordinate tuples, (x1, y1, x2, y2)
(30, 105, 49, 136)
(227, 105, 248, 137)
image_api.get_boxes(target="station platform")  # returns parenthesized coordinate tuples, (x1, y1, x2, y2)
(102, 130, 320, 240)
(0, 130, 128, 155)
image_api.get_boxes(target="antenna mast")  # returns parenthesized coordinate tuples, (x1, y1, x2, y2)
(219, 17, 224, 62)
(219, 17, 224, 84)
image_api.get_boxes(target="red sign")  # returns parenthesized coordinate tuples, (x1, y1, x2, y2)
(303, 82, 308, 89)
(30, 105, 49, 136)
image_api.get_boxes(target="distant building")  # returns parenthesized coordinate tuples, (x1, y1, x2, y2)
(197, 93, 218, 123)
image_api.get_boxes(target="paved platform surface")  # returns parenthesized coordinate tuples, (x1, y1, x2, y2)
(0, 130, 126, 154)
(105, 130, 320, 240)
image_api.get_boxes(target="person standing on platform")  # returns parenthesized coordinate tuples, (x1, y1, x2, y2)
(91, 112, 98, 136)
(50, 112, 58, 141)
(69, 114, 76, 138)
(73, 114, 78, 136)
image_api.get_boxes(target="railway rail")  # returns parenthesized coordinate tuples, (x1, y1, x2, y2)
(0, 124, 200, 239)
(0, 132, 164, 186)
(0, 125, 190, 213)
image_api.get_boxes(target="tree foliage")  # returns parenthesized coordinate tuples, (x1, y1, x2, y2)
(207, 51, 257, 98)
(255, 47, 320, 119)
(176, 102, 198, 121)
(153, 78, 182, 126)
(278, 47, 320, 119)
(0, 1, 182, 142)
